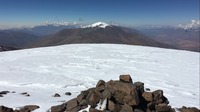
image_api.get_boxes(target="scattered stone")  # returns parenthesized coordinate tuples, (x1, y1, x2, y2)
(119, 74, 132, 83)
(19, 105, 40, 112)
(179, 106, 200, 112)
(20, 92, 30, 97)
(0, 91, 10, 95)
(145, 88, 151, 91)
(65, 92, 72, 96)
(53, 93, 61, 97)
(20, 92, 28, 95)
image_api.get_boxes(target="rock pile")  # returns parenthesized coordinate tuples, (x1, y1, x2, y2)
(1, 75, 199, 112)
(50, 75, 176, 112)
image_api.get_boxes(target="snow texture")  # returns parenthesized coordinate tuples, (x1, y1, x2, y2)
(0, 44, 199, 111)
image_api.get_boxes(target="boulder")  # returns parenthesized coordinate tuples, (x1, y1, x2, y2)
(18, 105, 39, 112)
(133, 82, 145, 94)
(77, 89, 90, 103)
(87, 91, 101, 107)
(66, 98, 78, 111)
(155, 103, 172, 112)
(0, 105, 14, 112)
(119, 74, 132, 83)
(120, 103, 133, 112)
(142, 92, 153, 102)
(108, 100, 115, 111)
(89, 107, 102, 112)
(152, 90, 163, 101)
(51, 103, 66, 112)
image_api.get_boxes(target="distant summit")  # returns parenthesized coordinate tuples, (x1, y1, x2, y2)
(82, 22, 111, 28)
(178, 20, 200, 30)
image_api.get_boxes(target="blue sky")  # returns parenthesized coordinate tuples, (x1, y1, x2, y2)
(0, 0, 199, 27)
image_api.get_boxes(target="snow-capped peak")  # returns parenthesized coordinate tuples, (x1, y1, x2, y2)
(177, 20, 200, 30)
(82, 22, 110, 28)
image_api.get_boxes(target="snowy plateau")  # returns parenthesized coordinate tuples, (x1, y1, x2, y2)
(0, 44, 199, 111)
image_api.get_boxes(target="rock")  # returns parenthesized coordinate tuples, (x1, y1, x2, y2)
(0, 105, 14, 112)
(106, 80, 138, 96)
(147, 102, 156, 111)
(145, 88, 151, 91)
(66, 98, 78, 111)
(119, 74, 132, 83)
(0, 94, 3, 97)
(79, 99, 88, 106)
(113, 90, 126, 104)
(133, 82, 144, 95)
(77, 89, 90, 103)
(20, 92, 30, 97)
(120, 103, 133, 112)
(155, 103, 172, 112)
(134, 109, 144, 112)
(87, 91, 101, 107)
(51, 103, 66, 112)
(68, 106, 81, 112)
(0, 91, 10, 95)
(108, 100, 115, 111)
(20, 92, 28, 95)
(89, 107, 102, 112)
(96, 80, 106, 93)
(96, 80, 106, 87)
(102, 89, 112, 100)
(53, 93, 61, 97)
(179, 106, 200, 112)
(19, 105, 39, 112)
(65, 92, 72, 96)
(142, 92, 153, 102)
(152, 90, 163, 101)
(48, 75, 196, 112)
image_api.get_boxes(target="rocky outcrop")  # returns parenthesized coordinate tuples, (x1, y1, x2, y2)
(50, 74, 179, 112)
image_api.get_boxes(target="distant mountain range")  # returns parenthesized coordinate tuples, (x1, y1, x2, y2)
(138, 26, 199, 52)
(0, 30, 39, 48)
(0, 21, 199, 52)
(28, 22, 172, 49)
